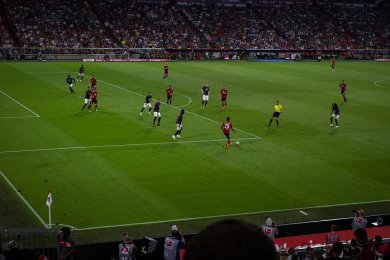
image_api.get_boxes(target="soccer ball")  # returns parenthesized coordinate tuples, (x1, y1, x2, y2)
(235, 141, 240, 146)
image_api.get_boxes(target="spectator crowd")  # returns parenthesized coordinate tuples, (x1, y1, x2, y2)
(0, 0, 389, 50)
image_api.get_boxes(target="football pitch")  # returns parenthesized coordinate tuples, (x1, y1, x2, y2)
(1, 61, 390, 238)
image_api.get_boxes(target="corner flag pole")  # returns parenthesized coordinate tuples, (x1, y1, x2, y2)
(46, 192, 53, 229)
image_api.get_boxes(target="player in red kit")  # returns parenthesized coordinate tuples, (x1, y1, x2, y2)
(331, 57, 336, 71)
(339, 80, 347, 102)
(90, 75, 97, 90)
(221, 86, 229, 109)
(88, 89, 98, 112)
(163, 64, 169, 79)
(166, 85, 174, 107)
(221, 117, 235, 149)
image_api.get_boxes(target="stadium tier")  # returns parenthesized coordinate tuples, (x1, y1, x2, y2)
(0, 0, 389, 50)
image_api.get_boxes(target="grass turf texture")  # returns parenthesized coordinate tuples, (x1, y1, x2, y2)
(0, 61, 390, 242)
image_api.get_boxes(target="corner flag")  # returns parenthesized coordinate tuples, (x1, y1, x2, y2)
(46, 192, 52, 207)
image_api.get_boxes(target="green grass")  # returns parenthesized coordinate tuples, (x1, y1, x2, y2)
(0, 61, 390, 243)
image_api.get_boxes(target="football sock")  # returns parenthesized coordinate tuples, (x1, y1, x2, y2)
(153, 117, 157, 125)
(140, 108, 145, 112)
(148, 108, 152, 112)
(158, 117, 161, 125)
(276, 120, 279, 127)
(335, 119, 338, 126)
(82, 104, 87, 110)
(268, 119, 273, 126)
(205, 101, 208, 106)
(94, 105, 98, 111)
(330, 118, 333, 124)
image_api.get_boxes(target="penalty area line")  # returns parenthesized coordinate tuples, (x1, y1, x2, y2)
(0, 90, 40, 118)
(0, 137, 261, 154)
(75, 199, 390, 231)
(0, 170, 47, 228)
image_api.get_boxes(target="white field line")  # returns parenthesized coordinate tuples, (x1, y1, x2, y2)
(119, 85, 192, 107)
(0, 90, 40, 118)
(374, 79, 390, 90)
(299, 210, 309, 216)
(0, 137, 260, 154)
(0, 170, 47, 228)
(75, 199, 390, 231)
(85, 75, 261, 139)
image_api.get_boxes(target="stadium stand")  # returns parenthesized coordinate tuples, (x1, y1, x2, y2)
(0, 0, 388, 50)
(2, 0, 118, 48)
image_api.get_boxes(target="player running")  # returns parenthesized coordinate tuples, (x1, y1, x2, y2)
(268, 100, 283, 128)
(331, 57, 336, 71)
(81, 87, 92, 111)
(163, 64, 169, 79)
(339, 80, 347, 102)
(66, 75, 75, 94)
(330, 103, 340, 128)
(140, 92, 153, 115)
(152, 99, 162, 127)
(90, 75, 97, 90)
(172, 109, 185, 140)
(221, 117, 235, 149)
(88, 89, 98, 112)
(221, 86, 229, 109)
(166, 85, 174, 107)
(201, 83, 210, 109)
(77, 64, 84, 82)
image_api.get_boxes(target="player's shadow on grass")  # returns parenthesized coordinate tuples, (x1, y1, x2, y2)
(328, 128, 339, 135)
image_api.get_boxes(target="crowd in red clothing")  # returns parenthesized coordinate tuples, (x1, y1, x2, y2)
(0, 0, 389, 50)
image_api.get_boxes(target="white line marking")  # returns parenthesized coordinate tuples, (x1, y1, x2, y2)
(76, 199, 390, 231)
(0, 90, 40, 118)
(374, 79, 390, 90)
(0, 137, 261, 154)
(0, 170, 47, 228)
(300, 210, 309, 216)
(86, 75, 260, 139)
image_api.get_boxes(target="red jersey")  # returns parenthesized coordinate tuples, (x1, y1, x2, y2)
(91, 90, 98, 100)
(222, 121, 232, 134)
(166, 87, 173, 97)
(221, 88, 228, 99)
(91, 77, 97, 88)
(340, 82, 347, 92)
(332, 58, 336, 65)
(164, 65, 168, 72)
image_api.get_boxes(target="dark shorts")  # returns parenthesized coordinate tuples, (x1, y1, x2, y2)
(167, 95, 172, 99)
(90, 99, 97, 105)
(224, 132, 230, 139)
(341, 90, 346, 95)
(273, 112, 280, 118)
(221, 97, 227, 102)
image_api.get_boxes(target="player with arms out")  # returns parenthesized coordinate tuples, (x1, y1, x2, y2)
(140, 92, 152, 115)
(221, 117, 235, 149)
(163, 63, 169, 79)
(332, 56, 336, 71)
(81, 86, 91, 111)
(201, 83, 210, 109)
(339, 80, 347, 102)
(88, 89, 98, 112)
(172, 109, 184, 140)
(90, 75, 97, 91)
(77, 64, 84, 82)
(66, 75, 75, 94)
(330, 103, 340, 128)
(221, 85, 229, 109)
(152, 99, 162, 127)
(166, 85, 174, 107)
(268, 100, 283, 128)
